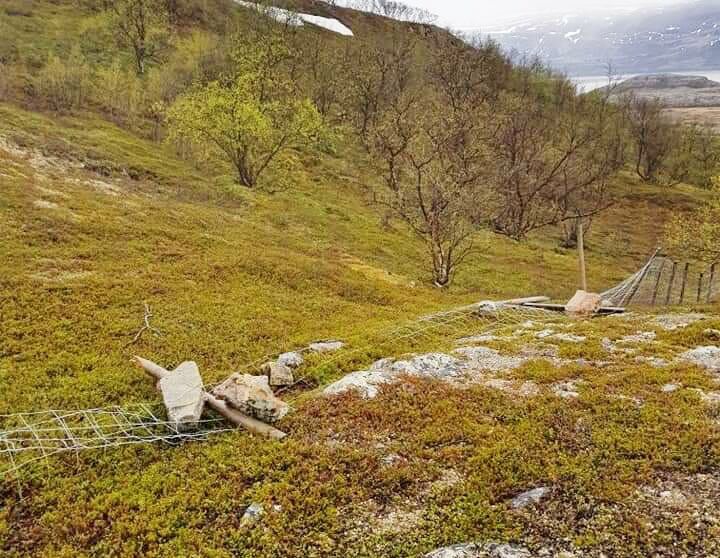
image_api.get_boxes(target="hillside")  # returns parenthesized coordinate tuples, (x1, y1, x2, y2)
(485, 0, 720, 75)
(2, 1, 720, 557)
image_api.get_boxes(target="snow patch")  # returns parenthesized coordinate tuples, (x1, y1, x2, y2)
(233, 1, 353, 36)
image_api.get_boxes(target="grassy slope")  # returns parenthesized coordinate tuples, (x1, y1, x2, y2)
(2, 97, 718, 558)
(2, 2, 720, 557)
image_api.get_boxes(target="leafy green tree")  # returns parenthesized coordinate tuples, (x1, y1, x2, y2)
(665, 177, 720, 263)
(166, 73, 327, 188)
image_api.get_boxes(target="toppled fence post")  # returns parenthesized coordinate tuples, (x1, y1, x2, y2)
(133, 357, 287, 440)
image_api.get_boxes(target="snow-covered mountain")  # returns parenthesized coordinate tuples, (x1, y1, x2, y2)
(484, 0, 720, 75)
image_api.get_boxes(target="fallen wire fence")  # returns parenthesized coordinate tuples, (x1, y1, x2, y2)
(1, 301, 562, 481)
(601, 251, 719, 308)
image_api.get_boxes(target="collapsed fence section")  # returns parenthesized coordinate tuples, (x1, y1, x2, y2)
(604, 255, 719, 307)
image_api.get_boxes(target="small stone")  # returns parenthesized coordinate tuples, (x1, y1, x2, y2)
(511, 486, 550, 509)
(678, 346, 720, 372)
(658, 489, 689, 509)
(536, 329, 555, 339)
(263, 361, 294, 387)
(158, 361, 205, 430)
(551, 333, 586, 343)
(552, 381, 580, 399)
(213, 374, 289, 423)
(661, 383, 681, 393)
(486, 544, 532, 558)
(309, 340, 345, 353)
(704, 329, 720, 340)
(565, 290, 602, 317)
(241, 502, 264, 525)
(653, 313, 706, 331)
(277, 351, 304, 368)
(424, 544, 483, 558)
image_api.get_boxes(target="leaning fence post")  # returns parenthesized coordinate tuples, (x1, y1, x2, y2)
(651, 259, 667, 306)
(623, 248, 661, 307)
(679, 263, 690, 304)
(708, 263, 717, 303)
(665, 261, 678, 305)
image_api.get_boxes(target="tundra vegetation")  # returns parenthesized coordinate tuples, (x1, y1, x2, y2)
(2, 1, 720, 557)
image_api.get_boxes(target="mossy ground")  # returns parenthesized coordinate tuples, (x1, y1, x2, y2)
(1, 89, 720, 557)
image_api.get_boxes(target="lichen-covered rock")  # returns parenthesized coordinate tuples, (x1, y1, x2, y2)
(263, 361, 294, 386)
(511, 486, 550, 509)
(213, 374, 289, 423)
(454, 346, 525, 372)
(158, 361, 205, 430)
(678, 346, 720, 372)
(277, 351, 304, 368)
(323, 353, 463, 399)
(309, 340, 345, 353)
(424, 543, 531, 558)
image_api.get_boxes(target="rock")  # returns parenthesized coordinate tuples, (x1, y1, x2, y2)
(424, 544, 485, 558)
(620, 331, 657, 344)
(277, 351, 304, 368)
(511, 486, 550, 509)
(213, 374, 289, 423)
(424, 543, 531, 558)
(661, 383, 681, 393)
(263, 361, 294, 387)
(454, 346, 525, 372)
(158, 361, 205, 430)
(635, 356, 668, 368)
(536, 329, 555, 339)
(653, 313, 706, 331)
(552, 380, 580, 399)
(565, 290, 602, 317)
(704, 329, 720, 340)
(658, 489, 689, 509)
(678, 346, 720, 372)
(457, 334, 499, 345)
(324, 353, 464, 399)
(487, 545, 532, 558)
(550, 333, 586, 343)
(241, 502, 264, 525)
(308, 340, 345, 353)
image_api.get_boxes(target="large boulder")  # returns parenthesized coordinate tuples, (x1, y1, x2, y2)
(213, 374, 289, 423)
(565, 290, 602, 317)
(158, 361, 205, 431)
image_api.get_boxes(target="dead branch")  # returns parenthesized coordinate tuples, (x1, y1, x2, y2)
(127, 302, 162, 346)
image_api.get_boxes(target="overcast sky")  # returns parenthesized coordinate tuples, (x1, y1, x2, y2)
(402, 0, 692, 29)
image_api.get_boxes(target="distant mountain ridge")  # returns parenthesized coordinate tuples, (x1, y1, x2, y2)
(484, 0, 720, 75)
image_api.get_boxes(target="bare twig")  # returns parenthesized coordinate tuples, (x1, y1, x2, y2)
(126, 302, 162, 346)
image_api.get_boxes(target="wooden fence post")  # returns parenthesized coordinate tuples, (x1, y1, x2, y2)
(679, 263, 690, 304)
(665, 261, 678, 305)
(577, 217, 587, 291)
(651, 259, 667, 306)
(708, 263, 717, 303)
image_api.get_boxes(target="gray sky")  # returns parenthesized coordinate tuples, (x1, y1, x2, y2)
(402, 0, 692, 29)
